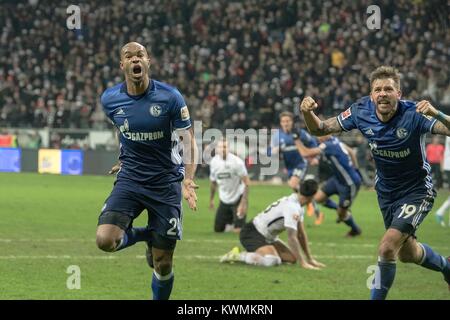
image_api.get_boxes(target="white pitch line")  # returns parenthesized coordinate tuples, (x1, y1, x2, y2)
(0, 254, 375, 260)
(0, 239, 449, 251)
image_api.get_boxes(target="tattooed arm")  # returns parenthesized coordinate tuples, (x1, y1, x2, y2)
(299, 96, 343, 136)
(416, 100, 450, 136)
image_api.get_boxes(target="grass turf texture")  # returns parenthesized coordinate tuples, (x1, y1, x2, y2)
(0, 172, 449, 300)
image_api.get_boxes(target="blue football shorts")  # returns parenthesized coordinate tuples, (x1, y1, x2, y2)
(377, 190, 435, 236)
(321, 176, 360, 209)
(98, 178, 183, 241)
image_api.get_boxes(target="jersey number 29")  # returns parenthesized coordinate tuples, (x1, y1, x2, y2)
(167, 218, 180, 236)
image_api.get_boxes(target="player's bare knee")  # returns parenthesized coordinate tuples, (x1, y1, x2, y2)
(96, 235, 118, 252)
(153, 254, 173, 275)
(154, 260, 172, 276)
(378, 242, 397, 260)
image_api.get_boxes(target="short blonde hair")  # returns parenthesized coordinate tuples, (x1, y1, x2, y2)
(369, 66, 401, 90)
(279, 111, 294, 120)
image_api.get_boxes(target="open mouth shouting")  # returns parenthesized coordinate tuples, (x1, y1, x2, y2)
(131, 64, 143, 78)
(378, 100, 391, 107)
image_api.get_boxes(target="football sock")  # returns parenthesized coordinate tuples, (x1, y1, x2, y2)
(152, 271, 174, 300)
(370, 257, 396, 300)
(261, 254, 282, 267)
(324, 199, 338, 210)
(115, 227, 150, 251)
(240, 252, 281, 267)
(418, 243, 449, 273)
(312, 201, 321, 217)
(240, 252, 259, 264)
(436, 196, 450, 217)
(342, 214, 360, 232)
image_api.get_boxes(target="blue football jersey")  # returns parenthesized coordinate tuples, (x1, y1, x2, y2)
(271, 128, 318, 170)
(337, 96, 437, 199)
(101, 80, 191, 185)
(319, 136, 361, 186)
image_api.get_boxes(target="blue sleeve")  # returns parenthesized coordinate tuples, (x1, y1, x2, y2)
(170, 89, 192, 130)
(100, 91, 114, 122)
(416, 108, 437, 134)
(336, 103, 358, 132)
(300, 129, 318, 147)
(319, 140, 336, 156)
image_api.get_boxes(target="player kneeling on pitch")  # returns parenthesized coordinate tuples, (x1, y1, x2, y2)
(209, 139, 249, 233)
(221, 180, 325, 269)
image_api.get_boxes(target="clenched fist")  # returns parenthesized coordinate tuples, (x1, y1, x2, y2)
(300, 96, 318, 112)
(416, 100, 438, 118)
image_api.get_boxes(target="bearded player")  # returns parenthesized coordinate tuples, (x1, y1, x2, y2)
(300, 66, 450, 299)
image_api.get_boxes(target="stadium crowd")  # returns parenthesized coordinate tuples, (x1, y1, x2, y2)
(0, 0, 448, 130)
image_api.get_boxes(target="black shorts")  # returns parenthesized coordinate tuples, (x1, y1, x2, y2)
(239, 221, 271, 252)
(377, 189, 435, 236)
(214, 196, 245, 232)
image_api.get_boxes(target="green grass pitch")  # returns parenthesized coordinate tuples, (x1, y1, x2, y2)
(0, 172, 449, 300)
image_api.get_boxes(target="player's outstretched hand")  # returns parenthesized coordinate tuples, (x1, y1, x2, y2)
(209, 200, 215, 211)
(308, 258, 326, 268)
(416, 100, 438, 118)
(108, 162, 121, 175)
(300, 96, 318, 112)
(183, 178, 199, 211)
(236, 203, 247, 218)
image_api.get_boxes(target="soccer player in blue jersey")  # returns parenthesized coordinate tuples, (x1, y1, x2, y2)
(300, 66, 450, 299)
(271, 112, 338, 224)
(95, 42, 198, 300)
(293, 135, 363, 237)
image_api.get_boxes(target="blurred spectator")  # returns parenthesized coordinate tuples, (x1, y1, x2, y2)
(0, 0, 448, 131)
(355, 135, 374, 188)
(426, 135, 445, 189)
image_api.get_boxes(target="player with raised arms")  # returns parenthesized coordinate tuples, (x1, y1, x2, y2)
(300, 65, 450, 299)
(95, 42, 198, 300)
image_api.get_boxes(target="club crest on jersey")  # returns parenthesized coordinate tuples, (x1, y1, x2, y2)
(396, 127, 408, 139)
(150, 105, 162, 117)
(123, 119, 129, 132)
(341, 108, 352, 120)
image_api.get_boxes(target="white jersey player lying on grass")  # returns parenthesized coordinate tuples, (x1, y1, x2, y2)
(220, 180, 325, 269)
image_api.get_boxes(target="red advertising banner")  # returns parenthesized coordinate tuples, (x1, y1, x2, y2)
(0, 134, 17, 147)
